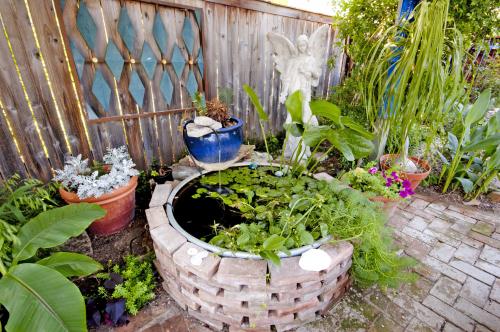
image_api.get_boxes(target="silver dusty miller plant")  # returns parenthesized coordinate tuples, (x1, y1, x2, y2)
(54, 146, 139, 199)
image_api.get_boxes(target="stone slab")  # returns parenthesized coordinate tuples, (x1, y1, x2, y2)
(268, 256, 321, 287)
(172, 242, 221, 280)
(422, 295, 474, 332)
(460, 277, 491, 307)
(429, 276, 462, 305)
(145, 206, 169, 230)
(215, 258, 267, 288)
(149, 183, 173, 208)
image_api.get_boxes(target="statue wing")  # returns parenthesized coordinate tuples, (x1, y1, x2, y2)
(309, 25, 330, 70)
(267, 32, 296, 74)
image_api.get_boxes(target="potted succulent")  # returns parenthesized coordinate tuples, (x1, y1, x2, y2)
(362, 0, 466, 189)
(341, 164, 414, 217)
(54, 146, 139, 235)
(183, 92, 243, 163)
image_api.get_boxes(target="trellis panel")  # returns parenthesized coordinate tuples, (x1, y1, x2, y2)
(62, 0, 203, 167)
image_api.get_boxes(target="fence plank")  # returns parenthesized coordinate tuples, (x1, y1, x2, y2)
(26, 0, 91, 158)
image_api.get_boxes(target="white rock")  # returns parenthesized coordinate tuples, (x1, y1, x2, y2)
(397, 157, 418, 173)
(190, 256, 203, 266)
(196, 251, 209, 259)
(299, 248, 332, 272)
(186, 123, 212, 138)
(194, 116, 217, 127)
(210, 122, 222, 130)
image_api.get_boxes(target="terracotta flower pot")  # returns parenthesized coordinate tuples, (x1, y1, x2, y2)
(369, 195, 400, 218)
(59, 176, 138, 236)
(380, 154, 431, 190)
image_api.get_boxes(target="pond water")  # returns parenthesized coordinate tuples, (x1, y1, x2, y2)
(171, 176, 246, 241)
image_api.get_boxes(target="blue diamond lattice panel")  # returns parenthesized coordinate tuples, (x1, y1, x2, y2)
(62, 0, 204, 166)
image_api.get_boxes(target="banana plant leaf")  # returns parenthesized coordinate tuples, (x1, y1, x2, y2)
(12, 203, 105, 263)
(0, 263, 86, 332)
(36, 252, 102, 277)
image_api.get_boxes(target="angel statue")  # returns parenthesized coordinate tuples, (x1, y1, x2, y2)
(267, 25, 329, 159)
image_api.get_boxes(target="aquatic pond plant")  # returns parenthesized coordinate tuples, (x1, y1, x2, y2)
(193, 167, 416, 288)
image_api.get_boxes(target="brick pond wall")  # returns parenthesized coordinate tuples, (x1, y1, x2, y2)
(146, 183, 354, 332)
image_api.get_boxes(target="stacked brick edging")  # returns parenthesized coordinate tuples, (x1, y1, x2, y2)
(147, 183, 354, 332)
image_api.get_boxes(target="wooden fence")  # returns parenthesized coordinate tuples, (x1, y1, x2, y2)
(0, 0, 345, 181)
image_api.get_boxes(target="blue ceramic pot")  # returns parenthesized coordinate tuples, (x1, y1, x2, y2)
(183, 117, 244, 163)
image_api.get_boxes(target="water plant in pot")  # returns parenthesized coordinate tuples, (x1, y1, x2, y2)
(183, 91, 244, 164)
(341, 163, 415, 217)
(54, 146, 139, 236)
(170, 87, 415, 288)
(361, 0, 467, 189)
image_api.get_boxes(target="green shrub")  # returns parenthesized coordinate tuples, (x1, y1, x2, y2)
(98, 255, 156, 315)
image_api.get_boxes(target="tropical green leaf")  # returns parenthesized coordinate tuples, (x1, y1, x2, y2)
(263, 234, 286, 251)
(285, 90, 303, 123)
(309, 99, 341, 125)
(455, 177, 473, 193)
(302, 126, 331, 147)
(325, 131, 354, 161)
(13, 203, 105, 263)
(0, 263, 86, 332)
(342, 129, 374, 159)
(462, 134, 500, 153)
(464, 89, 491, 127)
(243, 84, 268, 121)
(36, 252, 102, 277)
(339, 116, 374, 139)
(283, 122, 304, 137)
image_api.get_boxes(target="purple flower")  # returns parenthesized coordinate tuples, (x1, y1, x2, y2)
(368, 167, 378, 174)
(391, 171, 399, 180)
(399, 190, 409, 198)
(402, 179, 411, 189)
(407, 188, 415, 196)
(386, 178, 393, 187)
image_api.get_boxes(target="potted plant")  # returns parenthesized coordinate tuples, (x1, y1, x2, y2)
(183, 92, 243, 163)
(54, 146, 139, 236)
(341, 164, 414, 216)
(361, 0, 466, 189)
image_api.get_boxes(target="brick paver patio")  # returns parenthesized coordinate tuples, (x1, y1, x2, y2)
(301, 194, 500, 332)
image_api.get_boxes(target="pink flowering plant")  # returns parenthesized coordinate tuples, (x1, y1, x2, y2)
(341, 163, 414, 199)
